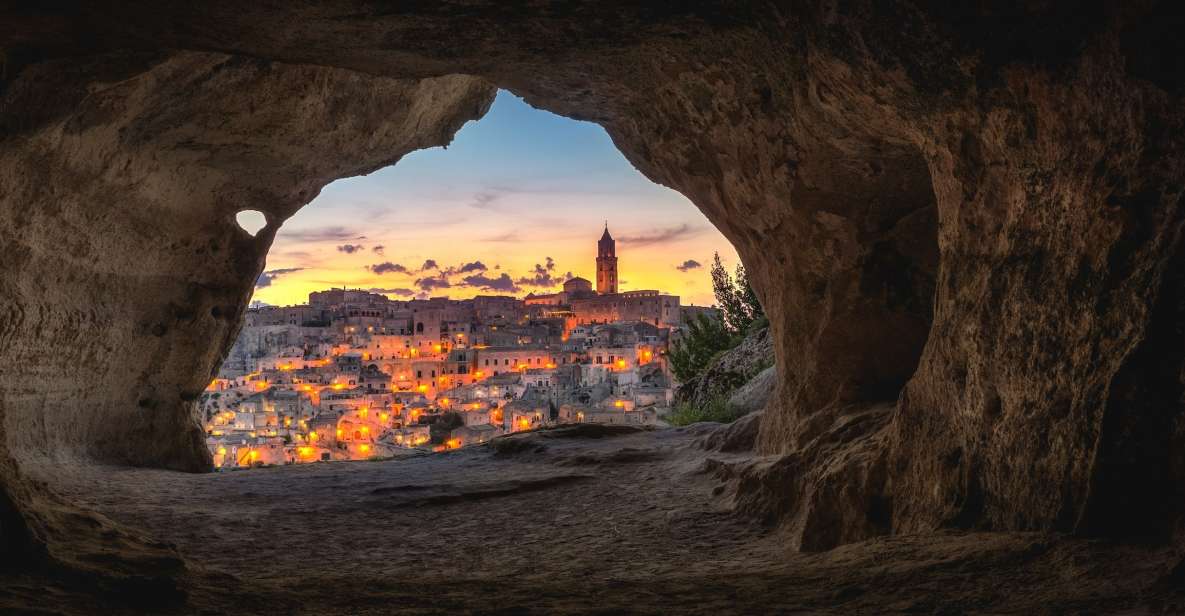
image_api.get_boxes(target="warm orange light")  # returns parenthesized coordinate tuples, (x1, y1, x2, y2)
(410, 409, 421, 420)
(358, 408, 368, 418)
(614, 400, 625, 408)
(332, 383, 345, 391)
(249, 450, 259, 461)
(284, 417, 292, 427)
(216, 447, 227, 455)
(616, 359, 626, 368)
(417, 384, 428, 392)
(255, 381, 268, 391)
(302, 385, 313, 392)
(517, 417, 530, 430)
(309, 431, 318, 441)
(433, 344, 442, 353)
(361, 426, 370, 435)
(545, 363, 556, 369)
(474, 371, 484, 378)
(517, 363, 527, 370)
(360, 444, 371, 454)
(439, 398, 449, 406)
(446, 438, 462, 449)
(380, 412, 389, 421)
(298, 446, 313, 458)
(336, 428, 344, 439)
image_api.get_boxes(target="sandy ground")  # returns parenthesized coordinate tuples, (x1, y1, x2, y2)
(3, 424, 1181, 615)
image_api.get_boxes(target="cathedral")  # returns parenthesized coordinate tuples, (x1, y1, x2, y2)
(596, 224, 618, 294)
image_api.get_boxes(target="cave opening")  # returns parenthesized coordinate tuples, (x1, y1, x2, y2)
(201, 88, 744, 468)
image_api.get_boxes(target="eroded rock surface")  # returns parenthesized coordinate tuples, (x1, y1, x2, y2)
(2, 1, 1184, 607)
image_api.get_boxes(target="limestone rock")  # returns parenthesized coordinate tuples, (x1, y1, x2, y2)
(1, 1, 1183, 592)
(676, 327, 775, 410)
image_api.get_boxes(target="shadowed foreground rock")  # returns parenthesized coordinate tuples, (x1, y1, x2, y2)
(1, 1, 1184, 611)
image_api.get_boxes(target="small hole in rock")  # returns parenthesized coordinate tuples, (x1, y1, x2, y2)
(235, 210, 267, 236)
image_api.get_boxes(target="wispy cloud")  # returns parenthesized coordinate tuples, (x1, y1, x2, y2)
(421, 259, 439, 272)
(618, 224, 703, 247)
(337, 244, 364, 254)
(676, 259, 702, 272)
(368, 262, 411, 275)
(470, 190, 503, 210)
(481, 231, 522, 243)
(372, 245, 385, 255)
(279, 226, 365, 243)
(255, 267, 304, 289)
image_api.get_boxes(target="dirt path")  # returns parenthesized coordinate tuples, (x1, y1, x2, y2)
(4, 425, 1179, 614)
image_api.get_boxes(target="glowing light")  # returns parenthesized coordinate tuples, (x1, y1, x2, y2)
(517, 363, 528, 370)
(216, 447, 227, 455)
(439, 398, 449, 406)
(298, 446, 313, 458)
(380, 412, 389, 421)
(474, 371, 484, 378)
(309, 431, 318, 441)
(255, 381, 269, 391)
(614, 400, 625, 408)
(332, 383, 345, 391)
(517, 417, 531, 430)
(446, 438, 462, 449)
(616, 359, 626, 368)
(336, 428, 344, 439)
(302, 385, 313, 392)
(361, 426, 370, 435)
(360, 444, 371, 454)
(545, 363, 556, 369)
(417, 384, 428, 393)
(433, 344, 443, 353)
(248, 450, 259, 461)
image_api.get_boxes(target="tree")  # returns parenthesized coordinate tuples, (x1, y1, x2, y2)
(668, 312, 736, 382)
(711, 252, 765, 334)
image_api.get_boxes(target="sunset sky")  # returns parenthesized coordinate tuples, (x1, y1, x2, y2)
(251, 90, 739, 307)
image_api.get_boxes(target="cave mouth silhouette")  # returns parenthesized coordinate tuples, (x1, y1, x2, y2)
(3, 3, 1185, 613)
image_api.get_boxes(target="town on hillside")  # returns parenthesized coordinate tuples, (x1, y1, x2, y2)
(202, 226, 720, 468)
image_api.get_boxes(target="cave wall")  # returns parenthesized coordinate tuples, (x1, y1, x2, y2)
(1, 0, 1183, 570)
(0, 51, 495, 567)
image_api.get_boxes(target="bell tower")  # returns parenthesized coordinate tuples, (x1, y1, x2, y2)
(596, 223, 618, 295)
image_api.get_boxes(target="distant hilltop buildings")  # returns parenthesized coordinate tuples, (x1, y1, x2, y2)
(203, 226, 715, 469)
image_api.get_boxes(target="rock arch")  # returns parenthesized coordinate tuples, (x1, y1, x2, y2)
(1, 0, 1183, 590)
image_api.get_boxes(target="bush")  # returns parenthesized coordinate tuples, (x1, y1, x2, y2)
(668, 313, 737, 382)
(665, 395, 745, 427)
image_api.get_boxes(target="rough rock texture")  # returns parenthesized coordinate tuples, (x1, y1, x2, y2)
(728, 365, 778, 416)
(2, 0, 1185, 605)
(676, 327, 775, 410)
(2, 427, 1180, 614)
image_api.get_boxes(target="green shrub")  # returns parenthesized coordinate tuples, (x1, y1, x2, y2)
(666, 395, 745, 426)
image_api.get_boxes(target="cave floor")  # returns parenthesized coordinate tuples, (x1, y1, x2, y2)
(3, 425, 1177, 615)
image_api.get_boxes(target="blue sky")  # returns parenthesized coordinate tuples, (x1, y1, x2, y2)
(255, 90, 739, 306)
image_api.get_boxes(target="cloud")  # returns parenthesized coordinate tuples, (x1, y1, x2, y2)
(421, 259, 439, 271)
(368, 262, 410, 275)
(440, 260, 490, 277)
(517, 257, 564, 287)
(470, 191, 503, 210)
(279, 226, 365, 243)
(482, 231, 521, 243)
(372, 245, 385, 255)
(255, 267, 304, 289)
(336, 244, 364, 254)
(460, 273, 520, 292)
(457, 261, 487, 273)
(617, 223, 703, 247)
(675, 259, 702, 272)
(415, 275, 451, 292)
(368, 287, 416, 297)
